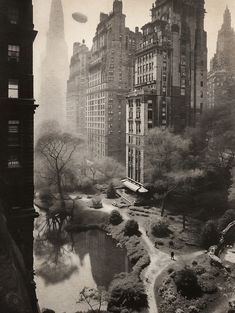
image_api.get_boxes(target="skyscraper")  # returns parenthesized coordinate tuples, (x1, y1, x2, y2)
(39, 0, 69, 125)
(0, 0, 39, 311)
(86, 0, 141, 164)
(208, 7, 235, 108)
(125, 0, 207, 187)
(67, 41, 91, 135)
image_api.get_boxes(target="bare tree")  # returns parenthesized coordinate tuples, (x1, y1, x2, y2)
(36, 131, 82, 213)
(77, 287, 109, 313)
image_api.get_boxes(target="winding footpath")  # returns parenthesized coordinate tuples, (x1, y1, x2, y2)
(102, 199, 204, 313)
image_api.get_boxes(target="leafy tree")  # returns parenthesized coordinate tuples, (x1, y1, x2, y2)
(108, 274, 148, 312)
(109, 210, 123, 225)
(151, 219, 170, 238)
(124, 219, 139, 236)
(107, 182, 117, 199)
(174, 268, 202, 299)
(200, 220, 220, 249)
(77, 287, 109, 313)
(145, 128, 202, 217)
(36, 130, 82, 212)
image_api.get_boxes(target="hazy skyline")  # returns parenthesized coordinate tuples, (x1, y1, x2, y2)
(33, 0, 235, 101)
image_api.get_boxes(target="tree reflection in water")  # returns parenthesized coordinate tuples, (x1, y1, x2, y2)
(34, 213, 77, 285)
(73, 230, 130, 289)
(34, 211, 130, 291)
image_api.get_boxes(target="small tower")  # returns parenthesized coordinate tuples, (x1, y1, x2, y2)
(113, 0, 123, 14)
(222, 6, 232, 30)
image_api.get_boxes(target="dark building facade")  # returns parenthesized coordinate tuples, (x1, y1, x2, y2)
(66, 41, 91, 135)
(0, 0, 38, 311)
(87, 0, 141, 164)
(39, 0, 68, 125)
(208, 7, 235, 108)
(126, 0, 207, 186)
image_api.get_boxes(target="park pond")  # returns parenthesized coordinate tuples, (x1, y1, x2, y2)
(34, 211, 130, 313)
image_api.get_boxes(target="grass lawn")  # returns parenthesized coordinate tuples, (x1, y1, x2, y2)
(126, 204, 203, 255)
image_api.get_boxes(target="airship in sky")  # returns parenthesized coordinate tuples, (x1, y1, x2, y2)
(72, 12, 88, 23)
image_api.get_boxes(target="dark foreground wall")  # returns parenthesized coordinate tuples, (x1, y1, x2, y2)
(0, 204, 36, 313)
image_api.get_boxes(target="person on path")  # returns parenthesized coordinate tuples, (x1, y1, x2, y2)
(171, 251, 175, 260)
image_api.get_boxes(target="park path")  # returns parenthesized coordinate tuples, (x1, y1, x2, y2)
(101, 199, 205, 313)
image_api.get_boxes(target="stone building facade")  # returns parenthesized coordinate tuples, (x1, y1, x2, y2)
(0, 0, 39, 311)
(208, 7, 235, 108)
(126, 0, 207, 186)
(86, 0, 141, 164)
(67, 41, 91, 135)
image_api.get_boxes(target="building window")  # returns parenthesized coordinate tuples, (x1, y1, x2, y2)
(8, 45, 20, 62)
(8, 7, 19, 24)
(8, 80, 19, 98)
(136, 122, 141, 134)
(129, 121, 133, 133)
(136, 100, 141, 119)
(8, 155, 20, 168)
(8, 120, 20, 146)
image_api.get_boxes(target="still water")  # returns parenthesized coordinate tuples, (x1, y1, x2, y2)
(34, 228, 130, 313)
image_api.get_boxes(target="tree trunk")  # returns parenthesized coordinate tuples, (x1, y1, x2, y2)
(161, 196, 166, 217)
(183, 213, 186, 230)
(56, 171, 65, 211)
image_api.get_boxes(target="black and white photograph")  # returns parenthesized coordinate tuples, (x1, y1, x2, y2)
(0, 1, 235, 313)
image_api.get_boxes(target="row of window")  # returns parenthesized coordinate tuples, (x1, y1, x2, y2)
(137, 62, 154, 74)
(137, 74, 154, 85)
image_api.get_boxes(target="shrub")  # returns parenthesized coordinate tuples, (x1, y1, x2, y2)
(108, 274, 148, 312)
(200, 220, 220, 249)
(173, 268, 202, 299)
(79, 177, 94, 191)
(198, 273, 217, 294)
(42, 309, 55, 313)
(218, 209, 235, 231)
(91, 197, 103, 209)
(39, 188, 53, 205)
(124, 219, 139, 236)
(109, 210, 123, 225)
(107, 182, 117, 199)
(151, 219, 171, 238)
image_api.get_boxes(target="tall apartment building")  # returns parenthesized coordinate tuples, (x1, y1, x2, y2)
(67, 41, 91, 135)
(125, 0, 207, 187)
(87, 0, 141, 164)
(0, 0, 38, 311)
(39, 0, 68, 125)
(208, 7, 235, 108)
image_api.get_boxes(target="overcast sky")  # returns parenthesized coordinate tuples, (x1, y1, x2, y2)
(33, 0, 235, 98)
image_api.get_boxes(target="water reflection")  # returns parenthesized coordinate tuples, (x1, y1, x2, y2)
(34, 216, 130, 313)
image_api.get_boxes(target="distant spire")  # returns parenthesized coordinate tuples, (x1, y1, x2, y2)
(48, 0, 65, 39)
(223, 6, 232, 30)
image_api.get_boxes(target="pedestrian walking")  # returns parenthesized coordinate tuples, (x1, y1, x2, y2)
(171, 251, 175, 260)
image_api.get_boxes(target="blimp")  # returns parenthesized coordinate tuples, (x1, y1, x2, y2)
(72, 12, 88, 24)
